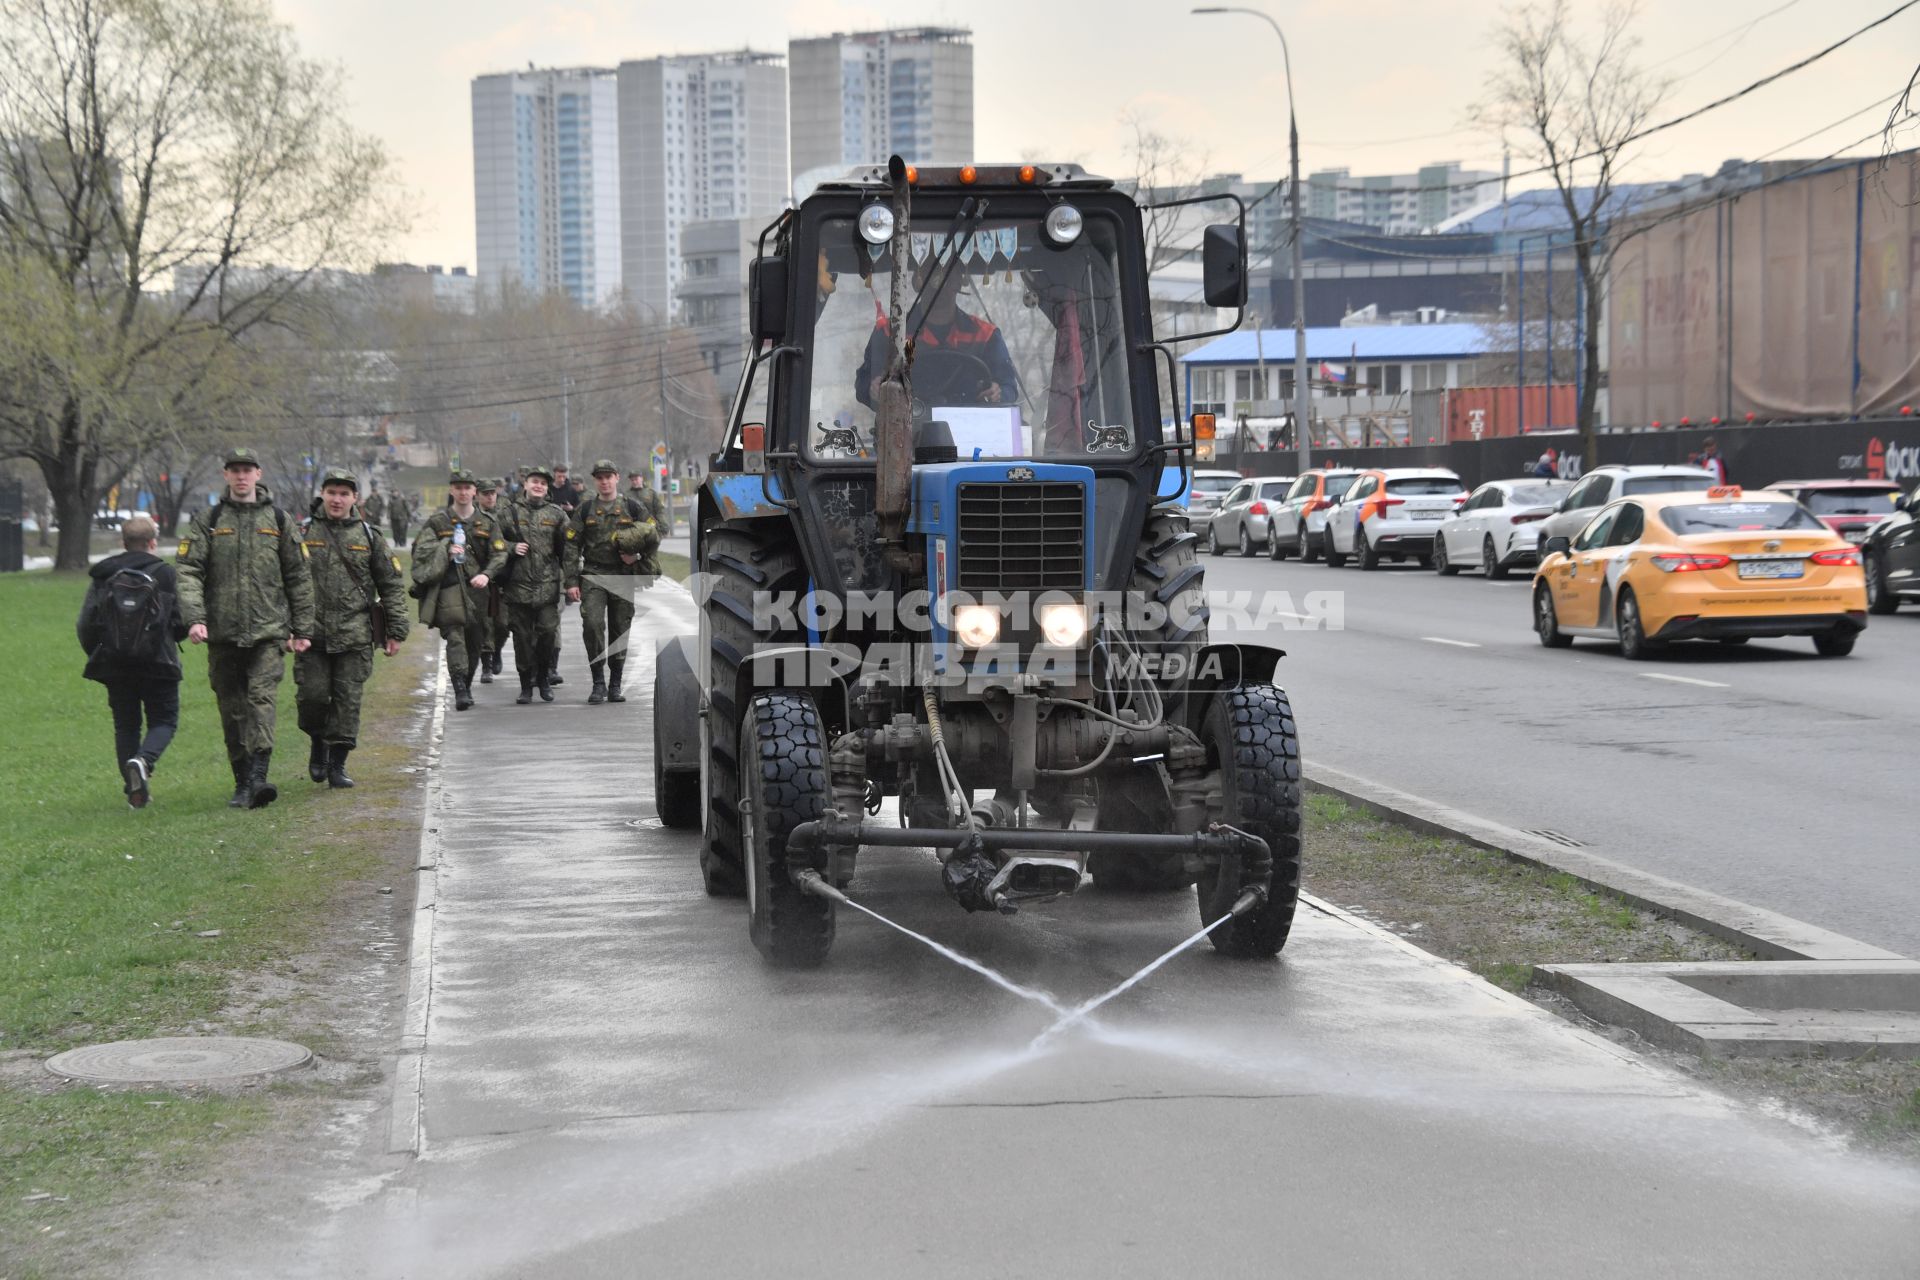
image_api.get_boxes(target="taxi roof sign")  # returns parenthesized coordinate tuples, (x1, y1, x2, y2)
(1706, 485, 1743, 499)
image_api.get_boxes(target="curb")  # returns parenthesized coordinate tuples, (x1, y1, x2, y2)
(386, 654, 448, 1157)
(1302, 761, 1904, 964)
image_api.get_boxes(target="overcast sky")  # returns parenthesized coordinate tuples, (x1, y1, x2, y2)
(276, 0, 1920, 268)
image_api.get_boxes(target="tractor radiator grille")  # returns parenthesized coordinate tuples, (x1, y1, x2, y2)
(955, 482, 1085, 592)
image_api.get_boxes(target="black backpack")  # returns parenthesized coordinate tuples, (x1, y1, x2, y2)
(102, 568, 175, 667)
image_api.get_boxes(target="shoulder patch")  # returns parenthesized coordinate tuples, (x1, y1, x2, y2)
(176, 539, 191, 558)
(392, 555, 402, 572)
(564, 527, 576, 539)
(493, 539, 506, 550)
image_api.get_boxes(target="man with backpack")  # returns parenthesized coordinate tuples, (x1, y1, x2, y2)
(296, 468, 410, 789)
(411, 468, 508, 712)
(177, 448, 317, 809)
(564, 460, 660, 705)
(77, 515, 187, 809)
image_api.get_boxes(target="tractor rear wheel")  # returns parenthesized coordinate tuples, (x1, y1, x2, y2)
(700, 519, 808, 896)
(741, 691, 835, 967)
(1195, 683, 1303, 958)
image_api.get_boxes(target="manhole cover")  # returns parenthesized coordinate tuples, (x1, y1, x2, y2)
(46, 1037, 312, 1084)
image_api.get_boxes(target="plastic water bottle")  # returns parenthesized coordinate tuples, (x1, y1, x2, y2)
(452, 522, 467, 563)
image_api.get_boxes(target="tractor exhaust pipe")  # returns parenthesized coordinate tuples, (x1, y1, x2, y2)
(874, 154, 915, 573)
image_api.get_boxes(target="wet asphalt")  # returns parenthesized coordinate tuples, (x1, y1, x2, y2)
(185, 580, 1920, 1278)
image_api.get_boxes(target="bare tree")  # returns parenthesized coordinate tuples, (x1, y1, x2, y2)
(0, 0, 401, 568)
(1475, 0, 1669, 466)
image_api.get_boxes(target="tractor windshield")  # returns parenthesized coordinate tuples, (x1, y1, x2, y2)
(804, 211, 1139, 462)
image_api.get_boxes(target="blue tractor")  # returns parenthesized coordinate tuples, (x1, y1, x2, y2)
(653, 159, 1301, 966)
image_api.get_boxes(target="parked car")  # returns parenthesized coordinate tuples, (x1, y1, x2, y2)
(1434, 478, 1573, 579)
(1766, 479, 1904, 544)
(1533, 487, 1867, 658)
(1268, 468, 1362, 562)
(1862, 482, 1920, 614)
(1322, 468, 1466, 569)
(1206, 476, 1296, 556)
(1186, 469, 1244, 521)
(1533, 465, 1716, 552)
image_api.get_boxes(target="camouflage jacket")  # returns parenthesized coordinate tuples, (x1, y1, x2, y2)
(361, 491, 386, 524)
(299, 514, 411, 652)
(565, 495, 660, 585)
(410, 506, 509, 624)
(500, 497, 569, 606)
(176, 485, 317, 646)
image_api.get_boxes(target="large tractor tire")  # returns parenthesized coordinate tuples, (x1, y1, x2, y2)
(1195, 683, 1303, 958)
(700, 519, 807, 897)
(740, 691, 835, 967)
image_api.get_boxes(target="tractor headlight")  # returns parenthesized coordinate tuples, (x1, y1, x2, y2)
(1043, 203, 1083, 246)
(1037, 601, 1089, 647)
(858, 204, 895, 245)
(952, 604, 1001, 649)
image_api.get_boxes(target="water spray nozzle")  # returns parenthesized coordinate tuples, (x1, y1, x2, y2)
(1229, 885, 1267, 918)
(793, 868, 849, 903)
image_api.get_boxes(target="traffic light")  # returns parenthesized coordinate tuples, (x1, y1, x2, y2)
(657, 464, 668, 488)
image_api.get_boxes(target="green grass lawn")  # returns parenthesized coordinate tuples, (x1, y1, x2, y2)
(0, 570, 427, 1270)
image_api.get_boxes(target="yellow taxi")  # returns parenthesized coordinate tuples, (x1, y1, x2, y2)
(1532, 486, 1868, 658)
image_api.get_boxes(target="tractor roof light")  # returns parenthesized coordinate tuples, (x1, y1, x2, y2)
(857, 203, 895, 245)
(1044, 203, 1084, 246)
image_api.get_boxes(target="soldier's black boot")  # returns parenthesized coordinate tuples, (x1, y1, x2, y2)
(478, 656, 493, 685)
(327, 744, 355, 789)
(547, 665, 564, 687)
(453, 674, 473, 712)
(228, 759, 252, 809)
(536, 670, 554, 703)
(606, 659, 626, 703)
(247, 750, 277, 809)
(308, 735, 328, 783)
(515, 676, 534, 705)
(587, 661, 607, 705)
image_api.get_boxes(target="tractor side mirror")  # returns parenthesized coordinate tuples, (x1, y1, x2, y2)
(749, 256, 789, 341)
(1201, 225, 1246, 309)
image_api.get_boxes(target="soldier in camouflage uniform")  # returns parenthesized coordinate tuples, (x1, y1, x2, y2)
(361, 486, 386, 529)
(501, 464, 570, 704)
(475, 479, 511, 681)
(565, 460, 660, 704)
(177, 447, 317, 809)
(387, 489, 412, 546)
(296, 468, 410, 787)
(410, 468, 508, 712)
(627, 468, 671, 540)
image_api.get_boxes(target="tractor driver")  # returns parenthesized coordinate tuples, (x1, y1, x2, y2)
(856, 257, 1018, 411)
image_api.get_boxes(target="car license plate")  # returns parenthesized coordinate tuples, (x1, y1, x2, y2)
(1411, 511, 1445, 521)
(1737, 558, 1803, 579)
(1845, 530, 1867, 544)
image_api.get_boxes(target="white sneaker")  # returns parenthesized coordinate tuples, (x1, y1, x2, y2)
(123, 757, 150, 809)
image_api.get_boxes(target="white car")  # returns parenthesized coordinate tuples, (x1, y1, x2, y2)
(1323, 468, 1466, 569)
(1434, 478, 1573, 579)
(1532, 465, 1717, 551)
(1206, 476, 1296, 556)
(1186, 469, 1244, 522)
(1267, 468, 1363, 562)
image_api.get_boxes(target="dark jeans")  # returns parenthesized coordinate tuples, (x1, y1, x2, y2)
(106, 677, 180, 770)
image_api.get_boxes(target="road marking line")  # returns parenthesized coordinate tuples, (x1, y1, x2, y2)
(1421, 636, 1481, 648)
(1639, 672, 1730, 689)
(1273, 610, 1315, 620)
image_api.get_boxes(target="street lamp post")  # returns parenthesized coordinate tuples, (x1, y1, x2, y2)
(1194, 5, 1311, 472)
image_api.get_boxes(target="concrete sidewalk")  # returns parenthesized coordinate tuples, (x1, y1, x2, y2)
(170, 584, 1920, 1277)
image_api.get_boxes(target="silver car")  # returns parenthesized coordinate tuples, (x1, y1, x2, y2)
(1434, 478, 1573, 579)
(1186, 469, 1244, 523)
(1533, 465, 1717, 552)
(1206, 476, 1297, 556)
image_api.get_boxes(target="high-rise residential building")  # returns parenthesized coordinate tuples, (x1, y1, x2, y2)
(1306, 161, 1500, 234)
(470, 67, 622, 309)
(617, 50, 789, 322)
(787, 27, 972, 182)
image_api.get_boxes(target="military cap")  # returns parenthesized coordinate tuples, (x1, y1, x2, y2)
(318, 466, 360, 491)
(223, 447, 261, 468)
(477, 477, 498, 494)
(524, 463, 554, 482)
(448, 467, 478, 485)
(590, 458, 619, 477)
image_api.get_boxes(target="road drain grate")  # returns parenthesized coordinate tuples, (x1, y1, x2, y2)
(1525, 829, 1587, 849)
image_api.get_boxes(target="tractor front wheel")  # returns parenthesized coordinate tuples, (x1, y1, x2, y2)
(741, 691, 835, 967)
(1195, 684, 1303, 958)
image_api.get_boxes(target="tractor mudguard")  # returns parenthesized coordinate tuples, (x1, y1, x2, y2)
(1180, 640, 1287, 729)
(739, 642, 853, 728)
(653, 635, 703, 776)
(707, 473, 789, 522)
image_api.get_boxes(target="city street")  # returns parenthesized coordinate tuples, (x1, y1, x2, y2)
(139, 592, 1919, 1278)
(1203, 546, 1920, 956)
